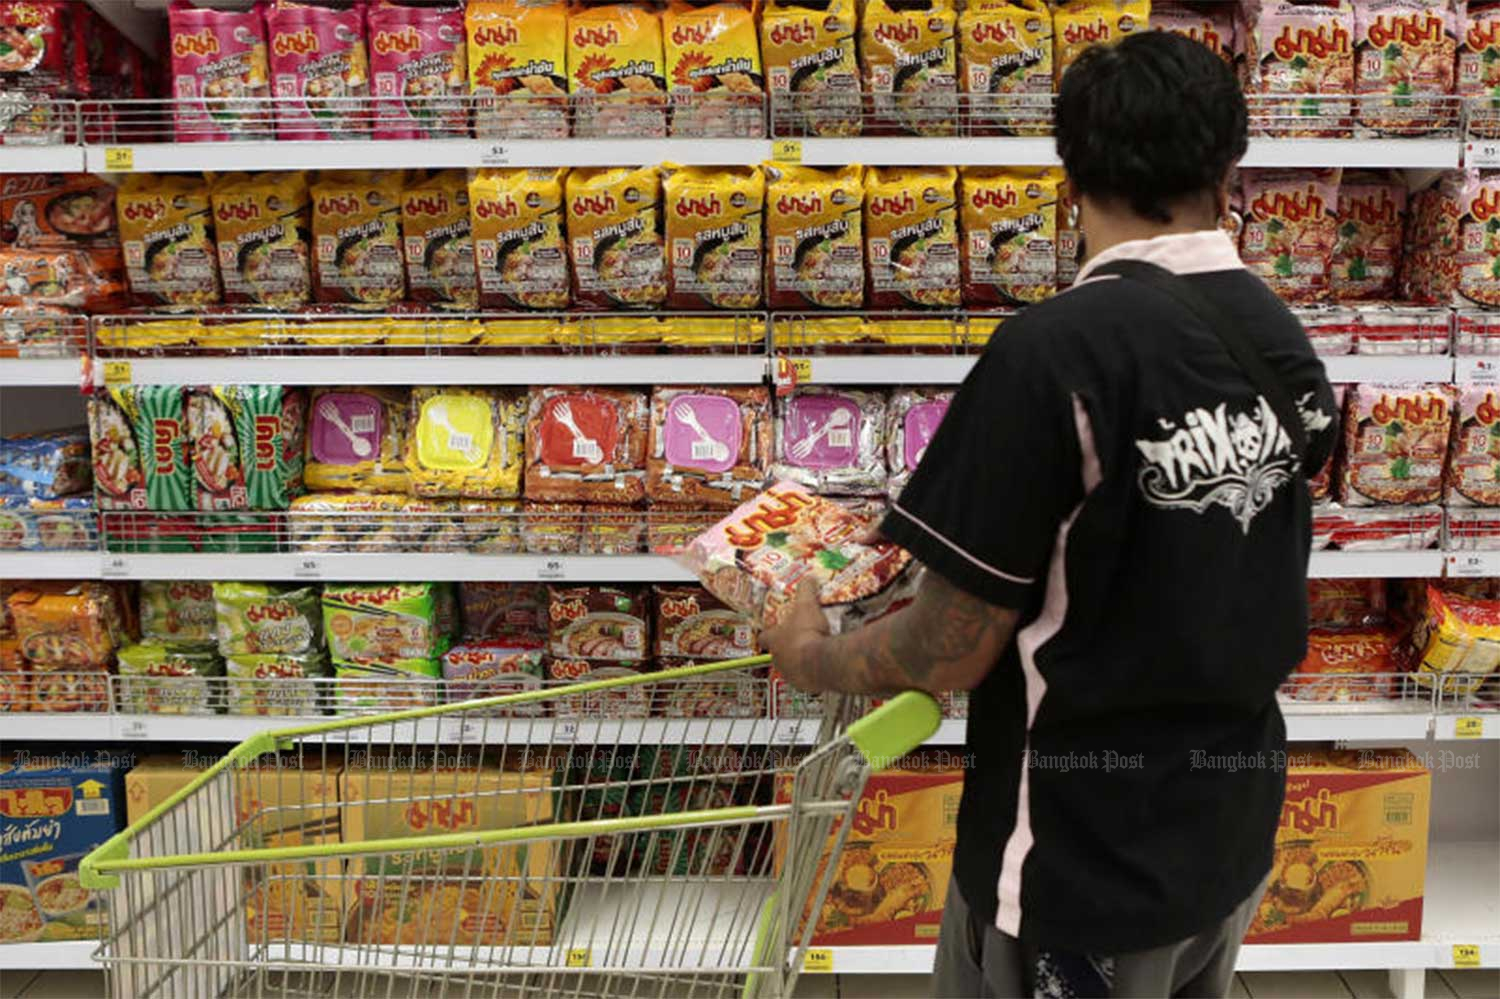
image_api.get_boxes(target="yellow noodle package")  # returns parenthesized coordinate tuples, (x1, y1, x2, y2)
(773, 315, 866, 350)
(864, 166, 960, 308)
(765, 163, 865, 309)
(211, 172, 313, 307)
(864, 316, 960, 346)
(572, 315, 663, 346)
(958, 0, 1053, 135)
(861, 0, 958, 136)
(304, 386, 410, 493)
(311, 171, 406, 306)
(117, 174, 223, 306)
(565, 166, 667, 308)
(476, 317, 560, 347)
(384, 316, 478, 348)
(760, 0, 861, 136)
(95, 316, 202, 351)
(567, 3, 668, 138)
(663, 1, 765, 137)
(467, 0, 569, 139)
(405, 386, 526, 499)
(959, 166, 1061, 305)
(664, 164, 764, 310)
(402, 170, 478, 309)
(469, 168, 571, 311)
(1053, 0, 1149, 85)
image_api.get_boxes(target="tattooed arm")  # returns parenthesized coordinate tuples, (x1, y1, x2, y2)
(761, 571, 1018, 695)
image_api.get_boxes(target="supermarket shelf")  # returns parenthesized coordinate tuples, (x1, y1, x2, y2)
(1306, 551, 1447, 578)
(1321, 355, 1456, 383)
(0, 552, 103, 578)
(0, 145, 85, 173)
(82, 139, 776, 173)
(0, 940, 95, 971)
(0, 358, 82, 386)
(89, 552, 695, 583)
(1240, 138, 1461, 169)
(1280, 704, 1434, 742)
(87, 354, 769, 386)
(794, 136, 1058, 167)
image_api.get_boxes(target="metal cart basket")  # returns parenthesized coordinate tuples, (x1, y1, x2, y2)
(80, 656, 940, 999)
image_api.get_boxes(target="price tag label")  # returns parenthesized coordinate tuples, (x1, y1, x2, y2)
(480, 144, 510, 167)
(565, 948, 591, 968)
(103, 146, 135, 171)
(1452, 943, 1481, 967)
(771, 138, 803, 163)
(102, 360, 132, 385)
(1468, 140, 1500, 168)
(1447, 552, 1491, 578)
(1454, 716, 1485, 739)
(1457, 356, 1500, 386)
(440, 718, 482, 742)
(791, 358, 813, 382)
(554, 719, 579, 743)
(101, 554, 130, 578)
(772, 720, 803, 744)
(117, 718, 150, 740)
(802, 948, 833, 973)
(538, 558, 566, 581)
(293, 557, 322, 580)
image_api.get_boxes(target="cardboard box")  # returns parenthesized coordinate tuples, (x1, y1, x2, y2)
(341, 752, 560, 946)
(125, 755, 210, 826)
(776, 762, 961, 946)
(0, 756, 125, 942)
(1246, 749, 1431, 944)
(233, 756, 347, 945)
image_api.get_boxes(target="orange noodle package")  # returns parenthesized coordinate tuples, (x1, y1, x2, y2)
(211, 171, 313, 307)
(864, 166, 960, 309)
(1053, 0, 1150, 84)
(466, 0, 568, 139)
(401, 169, 477, 309)
(860, 0, 958, 137)
(311, 171, 406, 305)
(1339, 382, 1455, 506)
(959, 0, 1054, 136)
(663, 164, 764, 310)
(759, 0, 861, 137)
(566, 165, 667, 309)
(116, 174, 222, 307)
(469, 167, 571, 310)
(680, 481, 916, 631)
(1411, 583, 1500, 694)
(525, 387, 650, 504)
(369, 0, 468, 139)
(1248, 0, 1354, 137)
(1331, 169, 1406, 301)
(6, 582, 124, 670)
(567, 3, 668, 138)
(1239, 168, 1341, 303)
(1353, 0, 1456, 135)
(647, 385, 772, 508)
(663, 1, 765, 137)
(265, 0, 371, 140)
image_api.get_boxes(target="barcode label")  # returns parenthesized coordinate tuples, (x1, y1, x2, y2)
(828, 428, 852, 448)
(1386, 809, 1412, 824)
(76, 799, 110, 816)
(691, 440, 719, 461)
(448, 432, 474, 453)
(573, 439, 603, 463)
(350, 414, 376, 433)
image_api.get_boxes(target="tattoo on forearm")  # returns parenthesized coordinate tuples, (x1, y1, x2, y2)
(805, 573, 1017, 695)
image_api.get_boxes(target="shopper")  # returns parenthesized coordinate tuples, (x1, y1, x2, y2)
(762, 32, 1339, 999)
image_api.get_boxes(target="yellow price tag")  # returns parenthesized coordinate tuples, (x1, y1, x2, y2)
(1454, 716, 1484, 738)
(771, 139, 803, 163)
(791, 358, 813, 382)
(565, 948, 591, 968)
(103, 147, 135, 171)
(1452, 943, 1481, 967)
(102, 360, 132, 385)
(802, 948, 833, 973)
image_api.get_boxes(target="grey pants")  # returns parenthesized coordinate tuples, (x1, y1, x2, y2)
(930, 877, 1264, 999)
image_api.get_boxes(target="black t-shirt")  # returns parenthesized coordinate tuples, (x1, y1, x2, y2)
(878, 231, 1338, 954)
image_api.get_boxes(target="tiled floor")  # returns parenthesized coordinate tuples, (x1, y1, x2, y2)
(3, 969, 1497, 998)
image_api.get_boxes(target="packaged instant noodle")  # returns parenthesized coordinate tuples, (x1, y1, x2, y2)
(681, 481, 916, 631)
(1151, 1, 1236, 63)
(1339, 383, 1455, 506)
(0, 0, 71, 91)
(760, 0, 861, 136)
(368, 0, 468, 139)
(653, 584, 758, 660)
(1240, 168, 1341, 303)
(1459, 0, 1500, 134)
(580, 505, 648, 554)
(864, 166, 960, 309)
(0, 426, 89, 499)
(323, 583, 451, 666)
(211, 172, 313, 307)
(663, 1, 765, 137)
(214, 582, 322, 658)
(116, 174, 222, 307)
(1446, 385, 1500, 506)
(401, 170, 477, 308)
(140, 580, 216, 647)
(187, 385, 306, 512)
(568, 3, 668, 138)
(959, 0, 1053, 135)
(886, 387, 952, 499)
(566, 166, 667, 308)
(467, 0, 568, 139)
(1454, 169, 1500, 307)
(959, 166, 1060, 305)
(765, 163, 864, 309)
(647, 385, 772, 508)
(1353, 0, 1456, 135)
(663, 165, 764, 310)
(861, 0, 958, 136)
(469, 167, 571, 310)
(405, 386, 526, 499)
(771, 387, 889, 496)
(0, 174, 116, 250)
(1332, 170, 1407, 300)
(1413, 583, 1500, 693)
(1289, 628, 1400, 702)
(288, 492, 408, 552)
(266, 0, 370, 140)
(304, 385, 410, 492)
(459, 581, 548, 641)
(1249, 0, 1354, 137)
(525, 387, 650, 503)
(0, 246, 126, 311)
(7, 583, 123, 670)
(1401, 170, 1463, 303)
(311, 171, 405, 305)
(442, 640, 546, 706)
(116, 642, 224, 715)
(1053, 0, 1150, 84)
(224, 649, 328, 715)
(168, 0, 272, 141)
(88, 385, 193, 512)
(522, 500, 584, 553)
(548, 585, 649, 662)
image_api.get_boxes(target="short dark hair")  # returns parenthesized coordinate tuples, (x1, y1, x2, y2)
(1056, 32, 1248, 224)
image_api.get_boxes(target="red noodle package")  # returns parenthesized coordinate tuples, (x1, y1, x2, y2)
(1339, 383, 1455, 506)
(1239, 168, 1341, 302)
(369, 0, 469, 139)
(168, 0, 272, 142)
(1446, 384, 1500, 506)
(1307, 578, 1388, 627)
(525, 387, 650, 503)
(1331, 171, 1406, 301)
(1291, 628, 1401, 702)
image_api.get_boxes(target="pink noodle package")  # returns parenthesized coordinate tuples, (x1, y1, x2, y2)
(1151, 1, 1239, 65)
(1239, 168, 1341, 303)
(884, 388, 952, 500)
(770, 388, 888, 496)
(1455, 169, 1500, 308)
(1332, 170, 1407, 301)
(1353, 0, 1456, 135)
(646, 386, 773, 509)
(1249, 0, 1354, 138)
(368, 0, 469, 139)
(168, 0, 272, 142)
(265, 0, 370, 141)
(1446, 385, 1500, 507)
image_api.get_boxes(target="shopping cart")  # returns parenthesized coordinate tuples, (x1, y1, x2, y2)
(79, 656, 941, 999)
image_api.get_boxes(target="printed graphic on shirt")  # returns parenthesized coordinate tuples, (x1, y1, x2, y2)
(1134, 395, 1310, 533)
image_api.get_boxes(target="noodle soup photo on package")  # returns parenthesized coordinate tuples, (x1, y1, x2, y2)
(765, 163, 864, 310)
(211, 172, 313, 308)
(265, 0, 370, 140)
(663, 164, 764, 310)
(861, 0, 958, 137)
(369, 0, 469, 140)
(116, 174, 222, 307)
(864, 166, 960, 308)
(467, 0, 568, 139)
(567, 3, 668, 138)
(760, 0, 861, 136)
(959, 0, 1053, 135)
(470, 168, 571, 310)
(402, 169, 478, 309)
(566, 166, 667, 309)
(168, 0, 271, 141)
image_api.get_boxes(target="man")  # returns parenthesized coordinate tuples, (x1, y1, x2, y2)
(762, 32, 1338, 999)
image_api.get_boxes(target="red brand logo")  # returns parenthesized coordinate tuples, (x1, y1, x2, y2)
(474, 22, 519, 47)
(317, 193, 361, 217)
(1281, 788, 1339, 834)
(153, 419, 178, 474)
(551, 658, 590, 680)
(404, 798, 475, 831)
(970, 21, 1019, 46)
(768, 20, 815, 46)
(1346, 190, 1400, 226)
(1475, 392, 1500, 426)
(405, 193, 450, 217)
(245, 601, 294, 624)
(571, 193, 617, 216)
(660, 596, 701, 619)
(0, 787, 72, 818)
(573, 25, 619, 47)
(215, 199, 262, 224)
(474, 195, 519, 220)
(337, 586, 404, 609)
(775, 192, 823, 215)
(868, 192, 916, 217)
(725, 488, 814, 549)
(272, 27, 318, 58)
(671, 22, 712, 46)
(1467, 19, 1500, 51)
(123, 198, 168, 223)
(1251, 188, 1325, 223)
(1368, 13, 1444, 48)
(168, 581, 212, 601)
(1371, 393, 1448, 426)
(172, 28, 221, 59)
(6, 4, 46, 29)
(372, 26, 420, 56)
(1272, 22, 1351, 61)
(1472, 188, 1500, 223)
(252, 414, 279, 472)
(550, 599, 588, 623)
(971, 187, 1018, 211)
(873, 20, 920, 46)
(1063, 18, 1109, 46)
(675, 193, 722, 219)
(851, 788, 898, 836)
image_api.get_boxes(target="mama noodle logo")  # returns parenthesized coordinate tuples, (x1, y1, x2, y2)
(372, 26, 420, 56)
(172, 28, 221, 59)
(851, 788, 899, 836)
(675, 193, 722, 219)
(1315, 636, 1388, 667)
(571, 192, 618, 217)
(872, 20, 920, 46)
(406, 192, 451, 217)
(1475, 392, 1500, 426)
(868, 191, 916, 217)
(1468, 19, 1500, 51)
(474, 195, 519, 220)
(123, 198, 168, 224)
(1251, 187, 1325, 223)
(776, 192, 823, 215)
(337, 585, 403, 608)
(272, 27, 318, 58)
(767, 19, 814, 47)
(1368, 13, 1445, 48)
(245, 601, 295, 624)
(1281, 787, 1339, 834)
(1272, 22, 1351, 61)
(671, 22, 713, 47)
(316, 193, 361, 217)
(1370, 393, 1448, 426)
(971, 187, 1018, 211)
(215, 198, 262, 224)
(550, 599, 588, 623)
(574, 24, 620, 48)
(474, 21, 519, 47)
(253, 414, 279, 472)
(1063, 18, 1110, 46)
(168, 581, 212, 601)
(152, 418, 179, 474)
(404, 798, 475, 831)
(1472, 187, 1500, 223)
(0, 787, 72, 818)
(970, 20, 1020, 46)
(660, 595, 702, 619)
(1346, 189, 1401, 226)
(550, 658, 590, 680)
(724, 487, 813, 548)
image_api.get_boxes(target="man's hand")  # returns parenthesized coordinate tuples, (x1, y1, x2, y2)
(761, 580, 832, 691)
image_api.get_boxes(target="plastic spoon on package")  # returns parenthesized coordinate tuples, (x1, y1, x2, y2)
(554, 401, 603, 462)
(790, 407, 852, 461)
(428, 401, 483, 463)
(673, 402, 730, 463)
(318, 400, 373, 458)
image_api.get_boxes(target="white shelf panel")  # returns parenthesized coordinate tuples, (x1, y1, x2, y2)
(1242, 138, 1461, 169)
(789, 355, 978, 385)
(84, 139, 775, 173)
(1307, 551, 1446, 578)
(1321, 355, 1455, 383)
(0, 940, 95, 970)
(89, 354, 767, 386)
(0, 145, 86, 173)
(0, 552, 102, 578)
(84, 552, 696, 583)
(1281, 705, 1434, 742)
(795, 136, 1059, 167)
(1435, 714, 1499, 740)
(0, 358, 81, 386)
